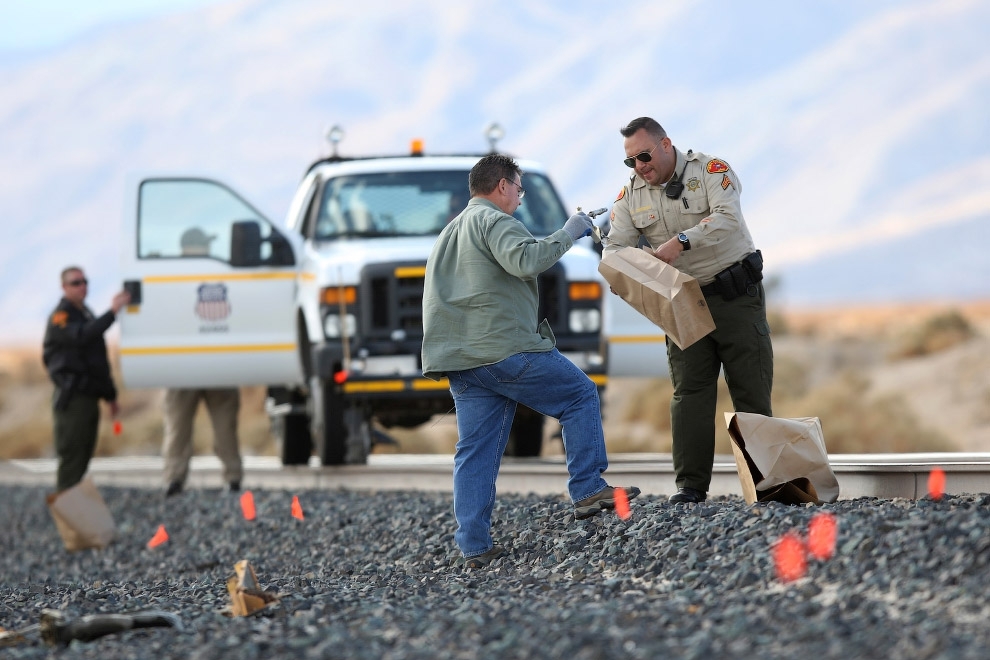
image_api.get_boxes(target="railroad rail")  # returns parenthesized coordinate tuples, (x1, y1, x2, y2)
(4, 453, 990, 500)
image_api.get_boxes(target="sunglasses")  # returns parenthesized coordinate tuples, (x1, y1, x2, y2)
(66, 278, 88, 287)
(502, 178, 525, 199)
(623, 141, 662, 168)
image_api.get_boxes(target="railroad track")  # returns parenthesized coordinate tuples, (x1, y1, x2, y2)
(4, 453, 990, 499)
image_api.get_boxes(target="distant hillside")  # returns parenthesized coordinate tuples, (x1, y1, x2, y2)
(2, 0, 989, 344)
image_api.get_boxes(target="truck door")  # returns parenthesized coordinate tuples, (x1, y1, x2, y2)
(603, 292, 670, 378)
(119, 177, 304, 389)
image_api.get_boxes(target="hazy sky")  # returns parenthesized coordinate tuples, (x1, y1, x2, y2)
(0, 0, 227, 53)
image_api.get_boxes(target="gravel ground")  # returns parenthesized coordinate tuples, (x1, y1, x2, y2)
(2, 484, 990, 659)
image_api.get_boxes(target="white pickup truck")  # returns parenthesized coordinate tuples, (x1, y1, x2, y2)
(117, 126, 665, 466)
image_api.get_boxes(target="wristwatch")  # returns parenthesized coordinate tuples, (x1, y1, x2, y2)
(677, 232, 691, 251)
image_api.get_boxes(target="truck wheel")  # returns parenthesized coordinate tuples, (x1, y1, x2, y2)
(268, 388, 312, 465)
(506, 405, 544, 457)
(278, 413, 313, 465)
(312, 378, 372, 465)
(342, 406, 371, 465)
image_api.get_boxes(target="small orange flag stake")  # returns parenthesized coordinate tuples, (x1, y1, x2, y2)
(147, 524, 169, 549)
(773, 532, 807, 583)
(240, 491, 257, 521)
(112, 420, 122, 436)
(807, 512, 838, 561)
(928, 466, 946, 500)
(291, 495, 304, 520)
(614, 487, 631, 520)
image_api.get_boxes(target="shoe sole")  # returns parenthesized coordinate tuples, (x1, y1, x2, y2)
(574, 487, 641, 520)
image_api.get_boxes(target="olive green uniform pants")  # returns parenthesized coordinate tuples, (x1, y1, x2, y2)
(666, 283, 773, 492)
(53, 391, 100, 491)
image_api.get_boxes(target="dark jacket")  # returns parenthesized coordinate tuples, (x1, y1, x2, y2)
(42, 298, 118, 402)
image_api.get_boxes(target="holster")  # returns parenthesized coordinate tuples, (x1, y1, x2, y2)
(54, 374, 76, 411)
(713, 250, 763, 301)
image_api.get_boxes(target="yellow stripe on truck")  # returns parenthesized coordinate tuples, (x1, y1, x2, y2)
(608, 335, 666, 343)
(394, 266, 426, 278)
(120, 344, 296, 356)
(142, 272, 297, 283)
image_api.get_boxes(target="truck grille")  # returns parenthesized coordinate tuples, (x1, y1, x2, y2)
(359, 261, 567, 346)
(362, 263, 426, 342)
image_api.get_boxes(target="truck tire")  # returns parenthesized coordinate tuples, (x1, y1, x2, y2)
(268, 387, 312, 466)
(312, 378, 372, 466)
(506, 405, 544, 457)
(279, 412, 313, 465)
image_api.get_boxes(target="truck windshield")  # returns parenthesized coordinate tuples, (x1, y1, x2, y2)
(313, 170, 568, 239)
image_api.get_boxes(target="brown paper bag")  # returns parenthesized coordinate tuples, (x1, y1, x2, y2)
(598, 247, 715, 349)
(46, 476, 116, 551)
(725, 412, 840, 505)
(226, 560, 279, 616)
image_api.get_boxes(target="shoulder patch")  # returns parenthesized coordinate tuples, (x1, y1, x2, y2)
(615, 187, 626, 202)
(721, 173, 734, 190)
(706, 159, 730, 174)
(51, 311, 68, 328)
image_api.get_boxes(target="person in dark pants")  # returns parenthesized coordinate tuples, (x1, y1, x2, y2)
(605, 116, 774, 504)
(43, 266, 130, 491)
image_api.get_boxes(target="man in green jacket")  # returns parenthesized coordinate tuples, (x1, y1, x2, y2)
(422, 154, 640, 568)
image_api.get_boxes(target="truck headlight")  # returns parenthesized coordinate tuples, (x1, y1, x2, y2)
(568, 309, 600, 333)
(324, 313, 356, 338)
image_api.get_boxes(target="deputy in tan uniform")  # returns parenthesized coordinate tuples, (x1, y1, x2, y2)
(162, 228, 243, 496)
(605, 116, 773, 504)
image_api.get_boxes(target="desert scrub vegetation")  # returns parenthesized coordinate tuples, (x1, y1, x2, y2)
(887, 309, 978, 360)
(608, 353, 954, 455)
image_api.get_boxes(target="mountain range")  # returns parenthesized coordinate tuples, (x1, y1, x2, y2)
(2, 0, 988, 345)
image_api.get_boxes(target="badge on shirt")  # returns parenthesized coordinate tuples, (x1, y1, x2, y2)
(686, 177, 701, 192)
(51, 311, 68, 328)
(615, 187, 626, 202)
(706, 159, 730, 174)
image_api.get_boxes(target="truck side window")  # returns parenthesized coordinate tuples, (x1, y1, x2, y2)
(137, 179, 272, 263)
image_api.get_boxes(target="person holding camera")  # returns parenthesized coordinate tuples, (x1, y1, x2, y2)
(43, 266, 130, 491)
(604, 116, 773, 504)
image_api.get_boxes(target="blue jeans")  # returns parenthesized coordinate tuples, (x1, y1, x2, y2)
(446, 348, 610, 557)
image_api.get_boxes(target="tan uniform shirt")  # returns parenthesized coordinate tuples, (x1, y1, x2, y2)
(604, 147, 756, 286)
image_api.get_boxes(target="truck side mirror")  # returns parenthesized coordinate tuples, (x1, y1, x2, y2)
(231, 221, 262, 267)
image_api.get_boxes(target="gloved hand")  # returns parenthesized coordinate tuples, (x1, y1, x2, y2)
(563, 212, 594, 241)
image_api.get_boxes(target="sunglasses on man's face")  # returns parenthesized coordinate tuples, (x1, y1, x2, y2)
(66, 278, 88, 287)
(623, 141, 662, 168)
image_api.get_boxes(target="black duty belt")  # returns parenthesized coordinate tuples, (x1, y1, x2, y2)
(698, 250, 763, 301)
(700, 281, 721, 297)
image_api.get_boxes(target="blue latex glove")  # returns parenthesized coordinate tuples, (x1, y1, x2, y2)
(563, 212, 594, 241)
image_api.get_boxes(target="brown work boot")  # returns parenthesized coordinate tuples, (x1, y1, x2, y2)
(574, 486, 641, 520)
(463, 544, 507, 569)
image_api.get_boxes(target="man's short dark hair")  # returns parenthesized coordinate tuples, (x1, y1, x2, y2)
(469, 154, 522, 197)
(60, 266, 83, 283)
(620, 117, 667, 141)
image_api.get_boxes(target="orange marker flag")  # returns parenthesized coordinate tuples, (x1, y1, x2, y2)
(614, 487, 631, 520)
(772, 532, 807, 583)
(147, 524, 169, 549)
(112, 420, 123, 436)
(240, 490, 257, 521)
(928, 466, 946, 500)
(291, 495, 304, 521)
(807, 512, 838, 561)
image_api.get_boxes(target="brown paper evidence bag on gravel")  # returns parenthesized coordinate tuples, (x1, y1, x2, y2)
(725, 412, 840, 505)
(46, 476, 116, 551)
(598, 247, 715, 350)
